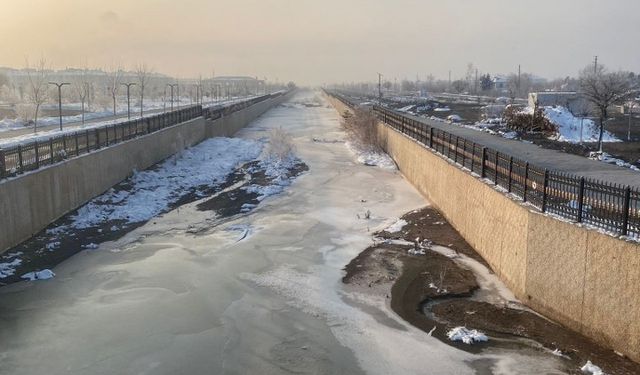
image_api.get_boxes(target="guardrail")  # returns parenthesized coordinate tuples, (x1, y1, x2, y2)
(0, 92, 285, 180)
(327, 90, 640, 239)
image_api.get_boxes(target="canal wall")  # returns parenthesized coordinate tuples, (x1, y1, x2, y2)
(0, 93, 291, 254)
(325, 94, 640, 363)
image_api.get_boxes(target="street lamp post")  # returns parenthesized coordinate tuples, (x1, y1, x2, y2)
(195, 84, 202, 105)
(121, 82, 136, 119)
(166, 84, 178, 111)
(48, 82, 70, 131)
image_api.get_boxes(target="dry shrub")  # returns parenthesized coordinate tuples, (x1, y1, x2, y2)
(267, 127, 295, 161)
(342, 108, 381, 151)
(503, 105, 556, 134)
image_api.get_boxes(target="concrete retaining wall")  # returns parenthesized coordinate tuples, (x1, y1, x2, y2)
(0, 93, 291, 254)
(325, 94, 640, 362)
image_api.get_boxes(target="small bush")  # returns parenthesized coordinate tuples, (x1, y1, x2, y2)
(267, 127, 295, 161)
(503, 105, 556, 134)
(342, 108, 381, 151)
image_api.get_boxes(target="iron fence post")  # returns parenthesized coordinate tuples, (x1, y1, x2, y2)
(429, 127, 434, 148)
(470, 143, 475, 172)
(462, 140, 466, 167)
(481, 147, 486, 178)
(494, 151, 499, 185)
(34, 142, 39, 168)
(96, 129, 100, 149)
(507, 156, 513, 192)
(622, 187, 631, 236)
(542, 169, 549, 213)
(523, 162, 529, 202)
(0, 148, 5, 179)
(18, 145, 23, 173)
(75, 132, 79, 156)
(49, 138, 54, 163)
(577, 177, 585, 222)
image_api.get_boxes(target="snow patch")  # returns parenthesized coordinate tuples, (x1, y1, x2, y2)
(0, 258, 22, 278)
(447, 326, 488, 344)
(69, 137, 262, 229)
(385, 218, 407, 233)
(581, 360, 605, 375)
(21, 269, 55, 281)
(345, 141, 396, 170)
(589, 151, 640, 171)
(522, 106, 620, 143)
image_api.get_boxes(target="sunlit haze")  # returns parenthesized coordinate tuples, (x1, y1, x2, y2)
(1, 0, 639, 84)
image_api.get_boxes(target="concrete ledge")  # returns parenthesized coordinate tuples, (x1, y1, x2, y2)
(324, 93, 640, 363)
(0, 92, 292, 254)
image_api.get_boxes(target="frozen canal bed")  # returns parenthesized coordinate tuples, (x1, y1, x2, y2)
(0, 91, 566, 374)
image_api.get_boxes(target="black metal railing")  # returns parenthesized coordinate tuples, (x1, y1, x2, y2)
(0, 92, 285, 180)
(327, 90, 640, 239)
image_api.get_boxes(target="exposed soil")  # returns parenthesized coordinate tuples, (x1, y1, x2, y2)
(0, 159, 307, 286)
(342, 206, 640, 375)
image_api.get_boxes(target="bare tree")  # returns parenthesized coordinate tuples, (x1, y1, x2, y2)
(579, 64, 637, 151)
(73, 68, 90, 125)
(506, 74, 519, 103)
(107, 66, 123, 115)
(25, 58, 50, 133)
(135, 63, 153, 118)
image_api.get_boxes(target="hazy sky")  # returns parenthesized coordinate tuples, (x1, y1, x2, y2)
(1, 0, 639, 85)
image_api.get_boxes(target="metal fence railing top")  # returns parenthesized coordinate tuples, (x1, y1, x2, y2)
(0, 91, 286, 181)
(325, 90, 640, 240)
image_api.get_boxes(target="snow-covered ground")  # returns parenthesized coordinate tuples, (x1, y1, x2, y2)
(463, 105, 619, 145)
(527, 106, 619, 143)
(0, 91, 569, 374)
(344, 141, 396, 169)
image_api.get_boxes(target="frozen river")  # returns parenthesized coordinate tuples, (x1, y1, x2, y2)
(0, 91, 566, 374)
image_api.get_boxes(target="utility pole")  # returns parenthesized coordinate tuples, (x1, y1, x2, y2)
(48, 82, 70, 131)
(594, 56, 598, 74)
(474, 68, 478, 95)
(517, 64, 521, 98)
(448, 70, 452, 92)
(121, 82, 136, 119)
(377, 72, 383, 102)
(166, 83, 178, 111)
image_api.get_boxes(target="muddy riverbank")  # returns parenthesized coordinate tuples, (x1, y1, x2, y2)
(343, 206, 640, 375)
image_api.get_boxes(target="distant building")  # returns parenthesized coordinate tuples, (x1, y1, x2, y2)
(528, 91, 590, 115)
(493, 76, 508, 90)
